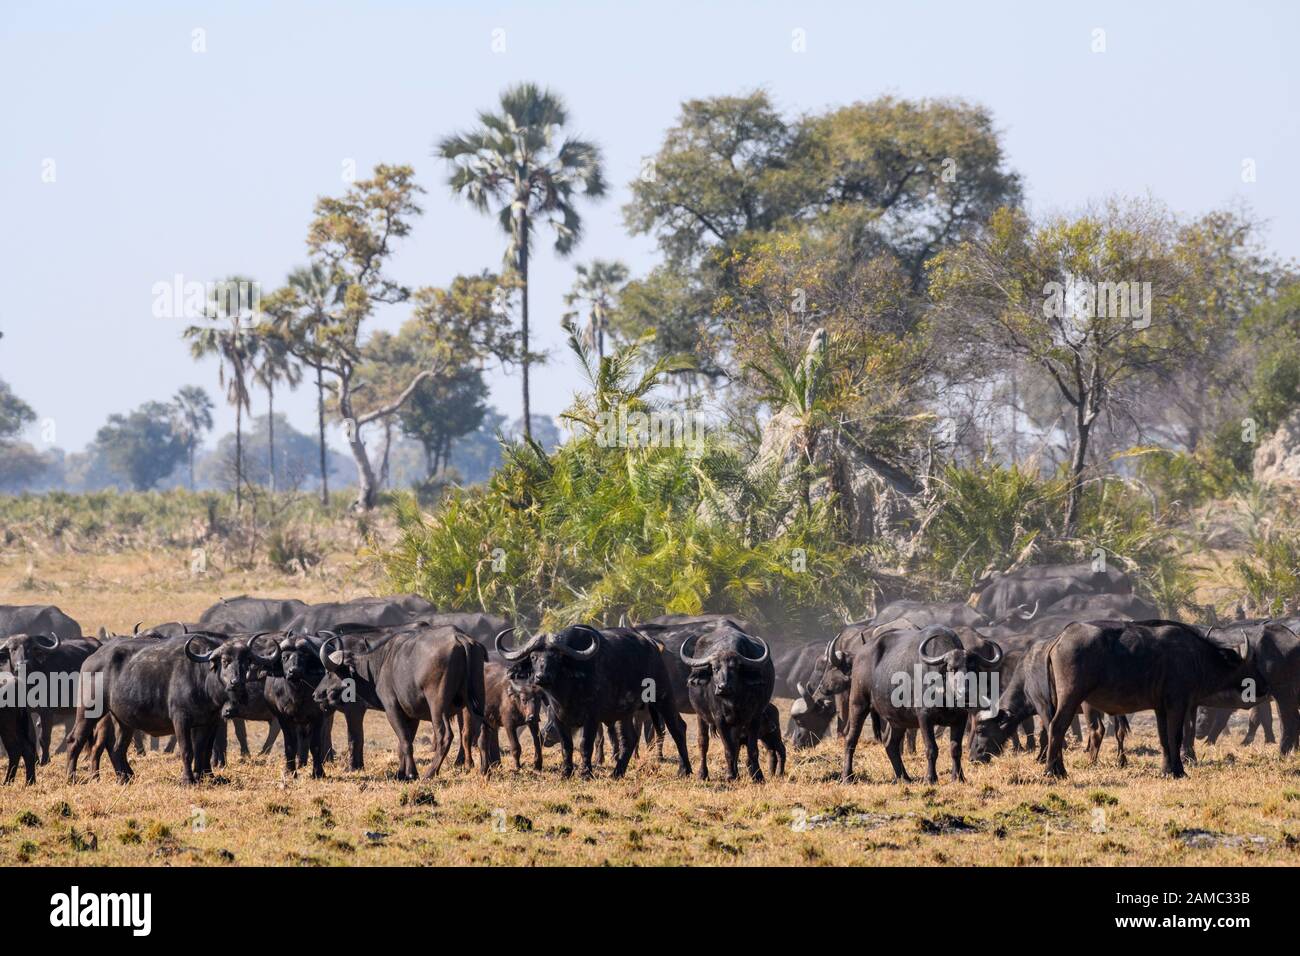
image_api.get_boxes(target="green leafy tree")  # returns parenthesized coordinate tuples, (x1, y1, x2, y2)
(929, 200, 1202, 530)
(300, 164, 426, 509)
(438, 83, 607, 439)
(170, 385, 215, 489)
(95, 401, 187, 490)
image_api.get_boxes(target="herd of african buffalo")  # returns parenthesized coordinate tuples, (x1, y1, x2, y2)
(0, 561, 1293, 787)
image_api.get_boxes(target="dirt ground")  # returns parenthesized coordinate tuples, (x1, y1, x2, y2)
(3, 547, 1300, 866)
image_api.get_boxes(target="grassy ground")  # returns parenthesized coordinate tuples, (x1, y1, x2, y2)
(3, 546, 1300, 866)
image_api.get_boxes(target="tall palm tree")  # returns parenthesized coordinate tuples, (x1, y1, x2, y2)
(170, 385, 215, 489)
(183, 275, 260, 509)
(437, 83, 606, 439)
(563, 259, 629, 359)
(265, 263, 340, 505)
(252, 336, 302, 493)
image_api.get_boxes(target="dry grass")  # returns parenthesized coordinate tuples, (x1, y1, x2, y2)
(3, 546, 1300, 866)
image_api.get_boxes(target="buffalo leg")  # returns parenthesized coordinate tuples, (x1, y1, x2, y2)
(36, 709, 53, 765)
(578, 720, 598, 780)
(1083, 707, 1104, 764)
(195, 723, 219, 778)
(841, 688, 870, 783)
(232, 718, 250, 757)
(343, 708, 365, 770)
(1045, 693, 1085, 779)
(422, 709, 454, 779)
(1180, 710, 1197, 764)
(210, 721, 227, 769)
(308, 721, 325, 779)
(1113, 715, 1129, 767)
(1164, 702, 1190, 778)
(765, 729, 785, 776)
(257, 720, 278, 756)
(743, 721, 763, 783)
(505, 720, 523, 770)
(947, 722, 966, 783)
(1274, 691, 1300, 755)
(108, 720, 133, 781)
(696, 715, 711, 781)
(281, 720, 299, 775)
(384, 709, 418, 780)
(721, 725, 742, 781)
(612, 720, 637, 779)
(173, 716, 198, 784)
(527, 718, 543, 770)
(917, 716, 941, 784)
(883, 723, 911, 782)
(556, 724, 575, 778)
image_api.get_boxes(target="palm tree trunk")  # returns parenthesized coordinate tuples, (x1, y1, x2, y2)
(517, 211, 532, 441)
(188, 443, 196, 490)
(316, 363, 329, 506)
(267, 383, 276, 494)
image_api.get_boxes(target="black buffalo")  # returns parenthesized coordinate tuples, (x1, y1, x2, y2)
(313, 622, 486, 780)
(974, 563, 1133, 621)
(0, 632, 99, 763)
(0, 604, 83, 640)
(66, 632, 280, 784)
(256, 632, 330, 777)
(0, 672, 37, 784)
(1042, 619, 1252, 778)
(198, 596, 307, 631)
(841, 624, 1003, 783)
(497, 624, 691, 779)
(679, 622, 775, 781)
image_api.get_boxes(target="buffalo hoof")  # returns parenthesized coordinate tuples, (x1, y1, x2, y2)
(750, 770, 765, 784)
(1117, 755, 1128, 768)
(840, 772, 857, 784)
(676, 765, 691, 778)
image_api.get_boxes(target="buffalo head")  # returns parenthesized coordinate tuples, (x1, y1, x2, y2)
(678, 628, 769, 700)
(0, 632, 62, 675)
(185, 632, 279, 716)
(495, 625, 602, 691)
(916, 626, 1002, 709)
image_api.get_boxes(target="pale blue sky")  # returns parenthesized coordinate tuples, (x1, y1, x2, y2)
(2, 0, 1296, 453)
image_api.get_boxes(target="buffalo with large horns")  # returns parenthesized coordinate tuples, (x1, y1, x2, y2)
(841, 624, 1003, 783)
(497, 624, 691, 779)
(0, 631, 100, 764)
(66, 632, 280, 784)
(679, 621, 776, 781)
(312, 621, 486, 780)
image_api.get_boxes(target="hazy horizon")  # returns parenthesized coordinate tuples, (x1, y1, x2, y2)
(3, 0, 1296, 456)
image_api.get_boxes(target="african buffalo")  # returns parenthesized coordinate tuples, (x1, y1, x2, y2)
(841, 624, 1003, 783)
(0, 672, 37, 784)
(198, 597, 307, 632)
(66, 632, 280, 784)
(313, 621, 486, 780)
(479, 660, 543, 770)
(258, 632, 330, 777)
(497, 624, 691, 779)
(679, 622, 774, 781)
(0, 604, 83, 640)
(1042, 620, 1252, 778)
(0, 632, 99, 763)
(974, 563, 1134, 620)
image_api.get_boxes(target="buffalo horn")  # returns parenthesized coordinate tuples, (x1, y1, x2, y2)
(741, 635, 770, 665)
(555, 625, 602, 661)
(495, 627, 543, 662)
(34, 632, 61, 651)
(679, 633, 711, 668)
(184, 636, 218, 664)
(919, 633, 948, 665)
